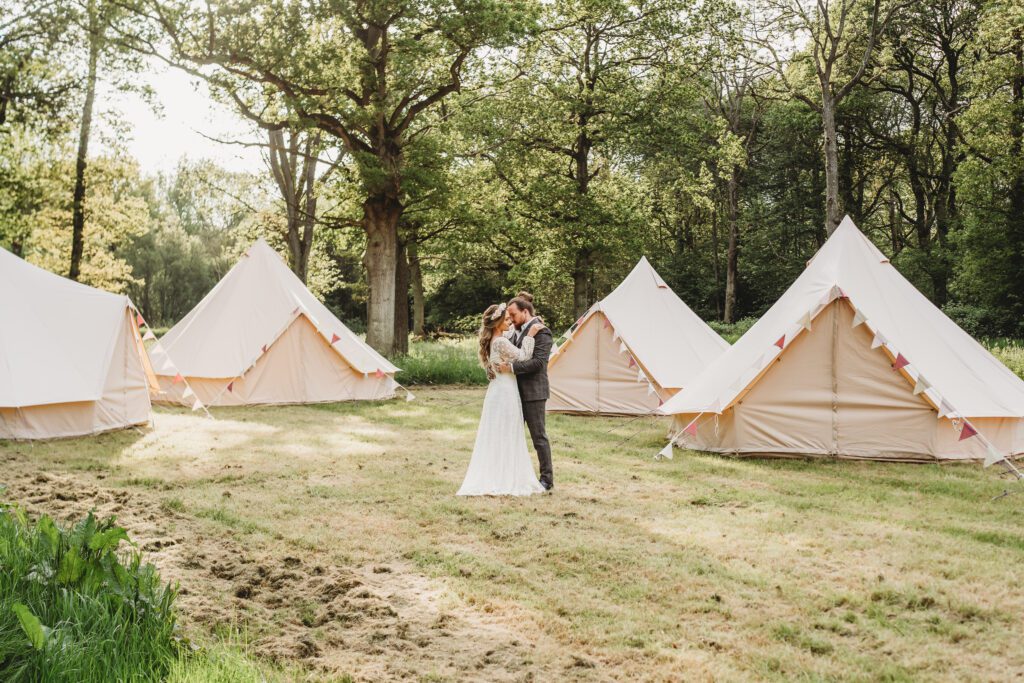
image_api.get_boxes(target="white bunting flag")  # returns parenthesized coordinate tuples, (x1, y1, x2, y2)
(984, 443, 1004, 468)
(656, 443, 674, 460)
(913, 376, 931, 396)
(405, 390, 415, 402)
(852, 308, 867, 328)
(142, 329, 156, 341)
(182, 386, 195, 399)
(191, 398, 204, 412)
(798, 311, 813, 331)
(619, 341, 628, 354)
(612, 329, 620, 341)
(870, 332, 887, 349)
(637, 368, 646, 383)
(937, 398, 955, 419)
(647, 382, 655, 396)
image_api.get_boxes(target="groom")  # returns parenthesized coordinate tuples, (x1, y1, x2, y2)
(499, 293, 554, 491)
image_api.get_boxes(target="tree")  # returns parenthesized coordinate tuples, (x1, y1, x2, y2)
(137, 0, 534, 355)
(753, 0, 903, 234)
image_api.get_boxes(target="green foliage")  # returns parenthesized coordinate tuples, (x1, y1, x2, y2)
(0, 506, 180, 682)
(392, 338, 488, 386)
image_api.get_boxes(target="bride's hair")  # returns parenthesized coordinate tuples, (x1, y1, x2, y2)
(478, 303, 506, 380)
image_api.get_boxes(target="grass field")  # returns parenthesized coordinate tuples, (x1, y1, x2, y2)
(2, 384, 1023, 681)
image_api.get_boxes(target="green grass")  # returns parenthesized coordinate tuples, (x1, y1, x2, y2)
(391, 337, 487, 386)
(0, 505, 180, 682)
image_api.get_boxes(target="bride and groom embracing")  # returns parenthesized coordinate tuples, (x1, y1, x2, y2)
(457, 292, 554, 497)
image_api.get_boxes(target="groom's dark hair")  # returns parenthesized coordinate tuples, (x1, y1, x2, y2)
(508, 291, 535, 314)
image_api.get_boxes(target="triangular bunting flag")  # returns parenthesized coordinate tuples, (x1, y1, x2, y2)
(182, 386, 194, 399)
(612, 329, 620, 341)
(172, 373, 184, 384)
(330, 333, 340, 344)
(871, 332, 887, 349)
(142, 329, 156, 341)
(647, 382, 655, 396)
(628, 356, 637, 369)
(375, 368, 385, 378)
(656, 443, 674, 460)
(261, 344, 268, 353)
(938, 398, 954, 418)
(658, 397, 664, 407)
(603, 318, 610, 329)
(959, 421, 978, 441)
(984, 443, 1003, 468)
(852, 308, 867, 328)
(226, 381, 234, 393)
(683, 420, 699, 436)
(892, 353, 909, 371)
(136, 313, 145, 327)
(774, 335, 785, 349)
(832, 285, 846, 300)
(191, 398, 203, 412)
(405, 390, 415, 402)
(637, 368, 645, 382)
(913, 375, 931, 395)
(798, 311, 812, 331)
(619, 342, 628, 354)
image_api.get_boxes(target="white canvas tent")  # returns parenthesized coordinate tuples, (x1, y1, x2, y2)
(0, 246, 157, 439)
(660, 217, 1024, 463)
(150, 239, 399, 406)
(547, 257, 729, 415)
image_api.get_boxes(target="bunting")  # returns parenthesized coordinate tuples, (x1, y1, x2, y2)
(375, 368, 385, 378)
(261, 344, 268, 353)
(852, 308, 867, 328)
(774, 335, 785, 349)
(182, 386, 194, 400)
(628, 355, 637, 369)
(892, 353, 909, 371)
(959, 421, 978, 441)
(405, 390, 415, 402)
(798, 311, 812, 331)
(619, 341, 628, 354)
(913, 375, 931, 395)
(647, 383, 655, 396)
(136, 313, 145, 327)
(191, 398, 204, 412)
(637, 367, 645, 382)
(938, 398, 955, 418)
(330, 333, 341, 344)
(870, 332, 887, 349)
(172, 373, 184, 384)
(683, 420, 699, 436)
(227, 381, 234, 393)
(142, 329, 156, 341)
(656, 443, 674, 460)
(603, 318, 611, 329)
(984, 443, 1004, 468)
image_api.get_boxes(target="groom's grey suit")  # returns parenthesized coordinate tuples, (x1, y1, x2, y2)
(512, 318, 554, 488)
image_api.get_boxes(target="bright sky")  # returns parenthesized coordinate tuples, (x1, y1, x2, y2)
(101, 58, 264, 175)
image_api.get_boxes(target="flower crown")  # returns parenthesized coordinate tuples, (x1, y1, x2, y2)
(489, 302, 507, 320)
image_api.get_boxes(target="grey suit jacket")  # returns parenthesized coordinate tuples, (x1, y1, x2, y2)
(512, 318, 552, 402)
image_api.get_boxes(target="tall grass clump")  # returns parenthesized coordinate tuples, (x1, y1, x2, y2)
(707, 317, 757, 344)
(393, 338, 487, 385)
(0, 501, 181, 681)
(985, 338, 1024, 380)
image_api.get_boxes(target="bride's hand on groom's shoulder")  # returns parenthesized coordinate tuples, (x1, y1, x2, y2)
(527, 318, 544, 337)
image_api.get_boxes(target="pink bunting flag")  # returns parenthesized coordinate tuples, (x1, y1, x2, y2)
(658, 397, 664, 407)
(683, 421, 698, 436)
(892, 353, 909, 371)
(227, 381, 234, 393)
(261, 344, 268, 353)
(375, 369, 385, 378)
(136, 313, 145, 327)
(959, 421, 978, 441)
(172, 373, 184, 384)
(142, 329, 156, 341)
(603, 317, 610, 329)
(628, 356, 637, 369)
(330, 333, 340, 344)
(774, 335, 785, 349)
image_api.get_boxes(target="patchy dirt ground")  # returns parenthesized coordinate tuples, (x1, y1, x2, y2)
(0, 451, 588, 682)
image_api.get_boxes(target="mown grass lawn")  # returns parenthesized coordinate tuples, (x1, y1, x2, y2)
(3, 385, 1023, 681)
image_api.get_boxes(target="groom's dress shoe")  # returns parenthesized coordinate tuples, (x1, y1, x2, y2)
(540, 480, 553, 491)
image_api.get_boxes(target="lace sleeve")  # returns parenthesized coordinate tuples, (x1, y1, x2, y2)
(495, 335, 534, 362)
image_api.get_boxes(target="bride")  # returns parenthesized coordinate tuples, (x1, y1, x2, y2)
(457, 303, 546, 496)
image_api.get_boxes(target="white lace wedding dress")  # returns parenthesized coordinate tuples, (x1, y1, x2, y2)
(457, 335, 545, 496)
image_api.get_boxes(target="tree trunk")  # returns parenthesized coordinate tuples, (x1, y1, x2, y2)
(821, 93, 843, 235)
(408, 238, 425, 338)
(269, 128, 318, 283)
(572, 249, 591, 320)
(393, 239, 410, 355)
(363, 195, 401, 355)
(723, 169, 740, 323)
(69, 0, 99, 281)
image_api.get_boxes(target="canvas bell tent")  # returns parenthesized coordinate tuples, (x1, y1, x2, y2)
(150, 239, 398, 407)
(547, 257, 729, 415)
(0, 247, 158, 439)
(660, 217, 1024, 463)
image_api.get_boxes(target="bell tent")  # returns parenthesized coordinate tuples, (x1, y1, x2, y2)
(547, 257, 729, 415)
(0, 247, 157, 439)
(660, 217, 1024, 463)
(150, 239, 399, 407)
